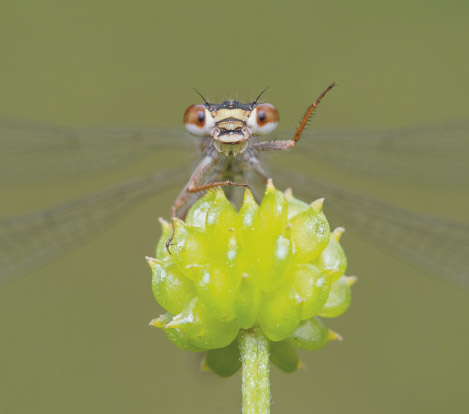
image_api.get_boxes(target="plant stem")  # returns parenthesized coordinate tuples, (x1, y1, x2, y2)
(239, 325, 271, 414)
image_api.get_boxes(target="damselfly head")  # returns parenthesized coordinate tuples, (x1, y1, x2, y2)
(183, 98, 279, 146)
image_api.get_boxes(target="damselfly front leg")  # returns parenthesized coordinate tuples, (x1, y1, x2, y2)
(166, 155, 249, 252)
(254, 83, 335, 152)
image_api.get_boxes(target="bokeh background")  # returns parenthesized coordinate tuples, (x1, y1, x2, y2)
(1, 1, 468, 413)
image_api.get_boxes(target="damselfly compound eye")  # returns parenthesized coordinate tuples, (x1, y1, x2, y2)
(248, 103, 279, 135)
(183, 104, 214, 136)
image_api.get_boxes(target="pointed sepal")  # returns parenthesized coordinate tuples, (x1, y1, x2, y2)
(270, 340, 300, 373)
(204, 338, 241, 377)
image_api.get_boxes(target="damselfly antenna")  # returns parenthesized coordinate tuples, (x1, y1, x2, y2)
(250, 87, 269, 109)
(192, 88, 209, 106)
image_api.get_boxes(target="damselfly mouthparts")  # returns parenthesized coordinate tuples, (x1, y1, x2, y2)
(1, 86, 468, 287)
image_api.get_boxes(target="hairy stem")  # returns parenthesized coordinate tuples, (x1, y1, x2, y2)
(239, 326, 271, 414)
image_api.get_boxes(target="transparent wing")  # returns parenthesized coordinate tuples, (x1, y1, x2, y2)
(0, 119, 194, 182)
(0, 167, 191, 283)
(4, 119, 468, 286)
(274, 122, 469, 185)
(275, 170, 469, 288)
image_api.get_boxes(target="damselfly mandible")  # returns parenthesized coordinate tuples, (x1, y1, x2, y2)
(1, 85, 468, 287)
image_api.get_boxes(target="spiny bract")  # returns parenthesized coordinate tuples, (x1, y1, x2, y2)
(148, 180, 356, 375)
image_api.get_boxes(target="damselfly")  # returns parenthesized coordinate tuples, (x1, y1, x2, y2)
(1, 85, 468, 287)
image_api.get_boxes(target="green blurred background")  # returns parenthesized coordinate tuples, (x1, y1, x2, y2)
(1, 1, 468, 413)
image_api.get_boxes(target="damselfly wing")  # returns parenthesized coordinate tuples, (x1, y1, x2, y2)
(1, 90, 468, 287)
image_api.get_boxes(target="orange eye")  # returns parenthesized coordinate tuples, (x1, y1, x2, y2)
(183, 104, 206, 127)
(256, 103, 279, 127)
(248, 103, 279, 135)
(183, 104, 213, 136)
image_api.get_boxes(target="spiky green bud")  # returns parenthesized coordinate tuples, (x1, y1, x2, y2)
(148, 180, 355, 374)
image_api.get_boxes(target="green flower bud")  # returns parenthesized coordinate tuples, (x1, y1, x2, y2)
(149, 313, 204, 352)
(258, 287, 302, 341)
(170, 219, 210, 270)
(319, 275, 357, 318)
(289, 199, 330, 263)
(234, 273, 262, 329)
(194, 263, 239, 321)
(148, 258, 196, 316)
(164, 297, 239, 349)
(292, 264, 331, 320)
(287, 317, 331, 351)
(314, 227, 348, 283)
(148, 180, 355, 375)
